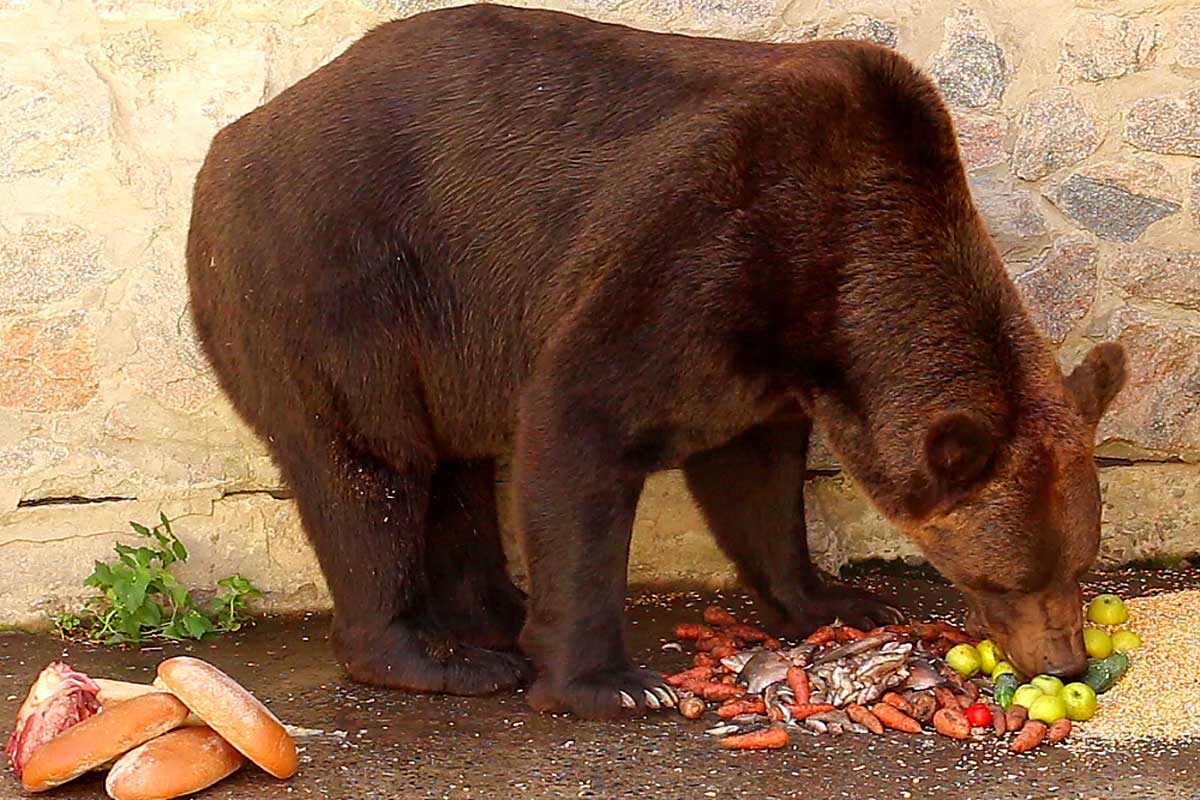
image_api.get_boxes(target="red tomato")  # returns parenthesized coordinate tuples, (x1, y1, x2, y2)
(965, 702, 993, 728)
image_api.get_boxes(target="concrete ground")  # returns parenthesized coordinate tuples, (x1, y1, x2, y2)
(3, 568, 1199, 800)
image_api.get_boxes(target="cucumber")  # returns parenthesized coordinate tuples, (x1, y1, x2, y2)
(1082, 652, 1129, 694)
(992, 673, 1019, 708)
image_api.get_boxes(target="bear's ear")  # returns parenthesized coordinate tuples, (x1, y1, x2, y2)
(1065, 342, 1127, 425)
(923, 409, 994, 493)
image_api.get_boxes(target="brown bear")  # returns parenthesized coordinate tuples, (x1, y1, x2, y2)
(186, 4, 1126, 719)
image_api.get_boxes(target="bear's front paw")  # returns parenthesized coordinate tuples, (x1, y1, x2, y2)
(776, 585, 906, 637)
(526, 668, 678, 720)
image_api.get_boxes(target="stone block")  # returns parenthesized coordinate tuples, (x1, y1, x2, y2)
(1096, 307, 1200, 458)
(0, 218, 109, 308)
(1124, 90, 1200, 157)
(952, 110, 1008, 171)
(1011, 88, 1103, 182)
(830, 14, 898, 48)
(1047, 160, 1181, 243)
(1059, 12, 1160, 82)
(1014, 236, 1098, 344)
(929, 9, 1009, 108)
(1105, 247, 1200, 312)
(0, 313, 98, 413)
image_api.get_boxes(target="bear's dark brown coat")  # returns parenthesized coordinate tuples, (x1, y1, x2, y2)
(187, 4, 1126, 719)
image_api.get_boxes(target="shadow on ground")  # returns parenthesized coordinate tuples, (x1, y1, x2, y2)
(3, 569, 1198, 800)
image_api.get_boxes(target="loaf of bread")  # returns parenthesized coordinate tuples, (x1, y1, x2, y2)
(20, 692, 189, 792)
(156, 657, 297, 779)
(105, 726, 245, 800)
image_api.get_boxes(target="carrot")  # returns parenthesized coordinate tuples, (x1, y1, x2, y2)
(763, 638, 783, 650)
(716, 697, 767, 719)
(720, 725, 790, 750)
(881, 692, 913, 715)
(710, 645, 739, 659)
(846, 703, 884, 734)
(703, 606, 738, 627)
(1010, 720, 1048, 753)
(678, 696, 707, 720)
(1047, 718, 1072, 743)
(693, 652, 717, 668)
(987, 703, 1007, 735)
(932, 707, 971, 739)
(673, 623, 715, 640)
(786, 665, 811, 705)
(940, 629, 976, 645)
(719, 674, 737, 685)
(804, 625, 836, 645)
(701, 683, 745, 702)
(790, 703, 837, 720)
(913, 622, 942, 641)
(835, 625, 868, 641)
(871, 703, 922, 733)
(1004, 704, 1028, 733)
(695, 635, 740, 652)
(932, 687, 960, 711)
(666, 666, 714, 687)
(724, 624, 771, 643)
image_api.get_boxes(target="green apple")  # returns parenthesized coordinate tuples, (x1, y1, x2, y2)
(977, 640, 1004, 675)
(991, 661, 1019, 679)
(1012, 684, 1044, 709)
(1111, 629, 1143, 652)
(1028, 693, 1068, 724)
(1061, 682, 1098, 722)
(945, 643, 982, 677)
(1030, 674, 1065, 697)
(1083, 628, 1113, 659)
(1087, 594, 1129, 626)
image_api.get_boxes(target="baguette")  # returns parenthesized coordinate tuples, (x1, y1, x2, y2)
(156, 657, 297, 779)
(106, 726, 244, 800)
(20, 692, 189, 792)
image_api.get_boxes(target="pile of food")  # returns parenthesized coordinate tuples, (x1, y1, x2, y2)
(6, 657, 296, 799)
(663, 595, 1142, 753)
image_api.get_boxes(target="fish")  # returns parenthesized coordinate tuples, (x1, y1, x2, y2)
(737, 650, 792, 694)
(812, 632, 903, 665)
(900, 656, 950, 691)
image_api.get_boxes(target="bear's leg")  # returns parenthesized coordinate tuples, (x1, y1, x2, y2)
(278, 436, 529, 695)
(419, 458, 528, 654)
(684, 422, 904, 637)
(513, 409, 678, 719)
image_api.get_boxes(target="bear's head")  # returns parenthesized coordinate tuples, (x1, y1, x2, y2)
(812, 339, 1126, 678)
(911, 342, 1127, 678)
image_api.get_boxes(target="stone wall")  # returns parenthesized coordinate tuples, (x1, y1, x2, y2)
(1, 0, 1197, 627)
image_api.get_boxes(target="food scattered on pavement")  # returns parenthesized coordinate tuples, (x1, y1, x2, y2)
(666, 593, 1156, 754)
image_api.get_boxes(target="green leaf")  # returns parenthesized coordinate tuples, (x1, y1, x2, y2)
(134, 547, 157, 569)
(132, 601, 163, 628)
(129, 522, 152, 537)
(86, 562, 115, 587)
(114, 570, 151, 611)
(181, 609, 214, 639)
(171, 539, 188, 563)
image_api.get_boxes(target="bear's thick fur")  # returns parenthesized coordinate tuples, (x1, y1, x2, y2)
(187, 4, 1126, 719)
